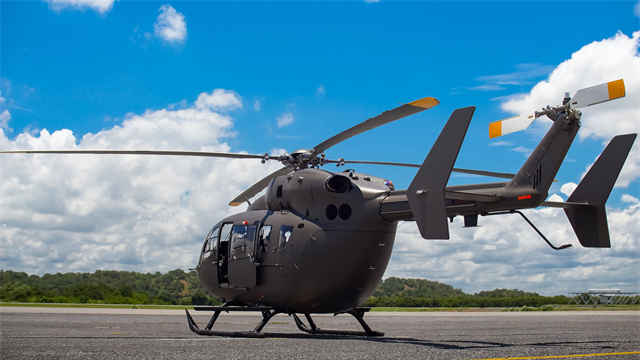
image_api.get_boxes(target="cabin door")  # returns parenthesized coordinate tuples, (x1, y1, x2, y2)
(227, 224, 257, 288)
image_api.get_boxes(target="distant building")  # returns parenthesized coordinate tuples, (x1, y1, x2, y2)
(569, 289, 639, 305)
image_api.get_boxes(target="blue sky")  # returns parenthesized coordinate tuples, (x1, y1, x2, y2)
(1, 0, 639, 295)
(2, 1, 638, 192)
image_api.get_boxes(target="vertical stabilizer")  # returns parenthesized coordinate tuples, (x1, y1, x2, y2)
(407, 106, 475, 239)
(507, 113, 580, 199)
(564, 134, 637, 248)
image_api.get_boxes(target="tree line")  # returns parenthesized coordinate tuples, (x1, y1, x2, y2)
(0, 269, 569, 307)
(363, 277, 568, 307)
(0, 269, 221, 305)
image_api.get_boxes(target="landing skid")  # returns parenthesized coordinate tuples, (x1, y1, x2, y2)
(292, 309, 383, 337)
(185, 305, 383, 338)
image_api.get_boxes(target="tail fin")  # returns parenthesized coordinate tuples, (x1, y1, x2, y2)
(564, 134, 636, 248)
(407, 106, 475, 239)
(507, 113, 580, 199)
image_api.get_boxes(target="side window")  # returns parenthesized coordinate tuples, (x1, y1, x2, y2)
(230, 225, 257, 260)
(278, 225, 293, 252)
(258, 226, 272, 253)
(204, 226, 219, 253)
(220, 224, 233, 243)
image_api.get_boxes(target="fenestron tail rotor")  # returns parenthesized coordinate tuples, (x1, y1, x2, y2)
(488, 79, 626, 139)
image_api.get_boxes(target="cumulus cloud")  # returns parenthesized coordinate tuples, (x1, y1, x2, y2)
(388, 192, 639, 295)
(194, 89, 242, 111)
(0, 89, 282, 274)
(44, 0, 116, 14)
(0, 92, 10, 131)
(154, 5, 187, 43)
(254, 101, 261, 112)
(317, 84, 325, 95)
(0, 110, 12, 130)
(501, 31, 640, 188)
(277, 113, 294, 128)
(560, 182, 577, 197)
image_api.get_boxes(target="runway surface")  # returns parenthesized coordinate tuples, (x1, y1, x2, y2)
(1, 307, 638, 359)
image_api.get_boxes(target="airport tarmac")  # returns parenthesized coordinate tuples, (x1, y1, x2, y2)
(0, 307, 638, 359)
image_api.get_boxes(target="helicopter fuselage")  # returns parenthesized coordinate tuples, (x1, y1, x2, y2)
(196, 168, 397, 313)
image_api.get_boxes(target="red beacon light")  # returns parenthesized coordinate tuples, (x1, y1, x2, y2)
(243, 221, 248, 225)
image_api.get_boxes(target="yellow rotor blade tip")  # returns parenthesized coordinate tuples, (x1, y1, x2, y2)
(607, 79, 625, 100)
(408, 97, 440, 109)
(489, 121, 502, 139)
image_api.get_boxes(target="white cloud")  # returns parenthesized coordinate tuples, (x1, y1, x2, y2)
(317, 84, 325, 95)
(44, 0, 116, 14)
(0, 110, 10, 130)
(501, 31, 640, 188)
(364, 0, 379, 3)
(0, 92, 11, 131)
(489, 141, 513, 147)
(469, 84, 505, 92)
(0, 89, 282, 275)
(167, 99, 187, 110)
(511, 146, 532, 156)
(560, 182, 577, 197)
(387, 193, 639, 295)
(154, 5, 187, 43)
(254, 100, 261, 112)
(476, 64, 555, 86)
(194, 89, 242, 111)
(635, 0, 640, 18)
(277, 113, 294, 128)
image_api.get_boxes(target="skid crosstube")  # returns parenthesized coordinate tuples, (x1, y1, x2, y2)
(185, 306, 383, 338)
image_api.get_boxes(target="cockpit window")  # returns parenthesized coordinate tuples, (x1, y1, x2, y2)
(278, 225, 293, 252)
(202, 226, 219, 253)
(230, 225, 257, 260)
(220, 224, 232, 243)
(258, 226, 272, 253)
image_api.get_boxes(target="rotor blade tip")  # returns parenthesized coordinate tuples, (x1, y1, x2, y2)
(607, 79, 625, 100)
(408, 97, 439, 109)
(229, 202, 243, 207)
(489, 121, 502, 139)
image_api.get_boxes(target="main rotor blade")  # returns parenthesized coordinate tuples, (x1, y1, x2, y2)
(229, 167, 293, 207)
(335, 159, 515, 179)
(312, 97, 439, 155)
(0, 149, 269, 160)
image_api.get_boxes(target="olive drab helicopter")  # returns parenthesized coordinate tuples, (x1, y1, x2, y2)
(2, 80, 635, 338)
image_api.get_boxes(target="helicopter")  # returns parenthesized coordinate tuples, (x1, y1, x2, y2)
(1, 79, 635, 338)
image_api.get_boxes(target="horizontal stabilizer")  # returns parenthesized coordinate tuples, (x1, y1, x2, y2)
(407, 106, 475, 239)
(564, 133, 636, 247)
(445, 190, 503, 203)
(489, 112, 536, 139)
